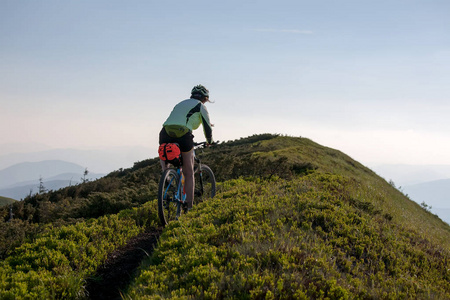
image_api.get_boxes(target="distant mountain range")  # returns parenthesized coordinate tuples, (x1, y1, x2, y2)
(0, 160, 86, 188)
(371, 164, 450, 187)
(404, 178, 450, 206)
(0, 146, 154, 174)
(0, 161, 105, 200)
(0, 145, 155, 200)
(403, 179, 450, 224)
(363, 164, 450, 224)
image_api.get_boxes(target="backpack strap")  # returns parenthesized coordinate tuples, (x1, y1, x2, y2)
(163, 143, 169, 160)
(158, 143, 168, 161)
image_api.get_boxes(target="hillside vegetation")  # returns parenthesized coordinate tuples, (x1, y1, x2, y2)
(1, 134, 449, 299)
(127, 175, 450, 299)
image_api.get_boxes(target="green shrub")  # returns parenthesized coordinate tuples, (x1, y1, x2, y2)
(0, 208, 153, 299)
(126, 174, 450, 299)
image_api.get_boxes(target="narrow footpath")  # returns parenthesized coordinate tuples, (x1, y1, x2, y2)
(85, 229, 162, 300)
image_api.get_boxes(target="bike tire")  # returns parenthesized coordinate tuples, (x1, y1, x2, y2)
(157, 168, 180, 226)
(194, 164, 216, 205)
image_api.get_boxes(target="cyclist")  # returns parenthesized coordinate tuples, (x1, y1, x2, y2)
(159, 84, 214, 211)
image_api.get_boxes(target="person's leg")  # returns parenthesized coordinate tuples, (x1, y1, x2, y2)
(160, 160, 167, 171)
(181, 150, 195, 209)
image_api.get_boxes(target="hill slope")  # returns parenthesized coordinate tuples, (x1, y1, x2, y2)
(125, 134, 450, 299)
(128, 175, 450, 299)
(196, 135, 450, 248)
(0, 196, 16, 207)
(1, 134, 449, 299)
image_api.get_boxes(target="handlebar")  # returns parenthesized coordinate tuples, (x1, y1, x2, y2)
(194, 141, 220, 148)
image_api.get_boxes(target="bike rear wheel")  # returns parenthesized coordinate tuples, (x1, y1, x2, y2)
(158, 169, 180, 226)
(194, 164, 216, 205)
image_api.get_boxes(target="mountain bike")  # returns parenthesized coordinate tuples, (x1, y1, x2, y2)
(157, 142, 216, 226)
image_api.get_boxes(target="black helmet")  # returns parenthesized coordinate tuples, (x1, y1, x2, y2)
(191, 84, 209, 98)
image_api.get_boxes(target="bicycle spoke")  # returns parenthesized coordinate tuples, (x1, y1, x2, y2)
(158, 169, 180, 226)
(194, 165, 216, 205)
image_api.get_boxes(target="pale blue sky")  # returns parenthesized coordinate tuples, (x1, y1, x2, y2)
(1, 0, 450, 166)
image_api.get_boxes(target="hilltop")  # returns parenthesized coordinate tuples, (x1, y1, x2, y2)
(1, 134, 449, 299)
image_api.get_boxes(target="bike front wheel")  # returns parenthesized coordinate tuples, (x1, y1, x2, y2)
(194, 164, 216, 205)
(158, 168, 180, 226)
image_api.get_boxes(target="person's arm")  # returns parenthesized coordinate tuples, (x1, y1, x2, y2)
(200, 104, 213, 144)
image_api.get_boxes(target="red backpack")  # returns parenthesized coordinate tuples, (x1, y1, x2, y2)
(158, 143, 182, 167)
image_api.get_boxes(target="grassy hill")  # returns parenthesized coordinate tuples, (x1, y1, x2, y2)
(0, 196, 16, 207)
(1, 134, 449, 299)
(128, 176, 450, 299)
(124, 135, 450, 299)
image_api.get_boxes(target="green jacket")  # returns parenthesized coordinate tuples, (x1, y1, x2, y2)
(163, 98, 213, 144)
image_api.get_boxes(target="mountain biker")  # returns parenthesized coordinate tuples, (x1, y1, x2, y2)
(159, 84, 214, 211)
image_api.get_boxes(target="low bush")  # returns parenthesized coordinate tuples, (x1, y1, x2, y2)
(0, 201, 159, 299)
(126, 174, 450, 299)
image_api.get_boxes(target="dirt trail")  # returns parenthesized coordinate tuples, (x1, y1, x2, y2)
(86, 228, 162, 300)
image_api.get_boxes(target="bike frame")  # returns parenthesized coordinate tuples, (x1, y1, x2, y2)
(193, 142, 211, 197)
(162, 143, 206, 211)
(158, 141, 216, 225)
(164, 168, 184, 202)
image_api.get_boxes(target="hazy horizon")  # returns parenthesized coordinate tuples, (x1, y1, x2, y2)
(2, 140, 450, 182)
(2, 1, 450, 168)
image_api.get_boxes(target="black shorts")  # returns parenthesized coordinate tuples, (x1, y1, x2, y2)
(159, 127, 194, 152)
